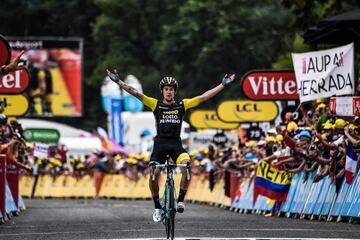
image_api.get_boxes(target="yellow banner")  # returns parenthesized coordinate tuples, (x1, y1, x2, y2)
(0, 94, 29, 116)
(216, 100, 278, 122)
(189, 110, 239, 129)
(256, 160, 293, 185)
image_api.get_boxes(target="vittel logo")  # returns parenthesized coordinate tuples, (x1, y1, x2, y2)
(0, 69, 29, 93)
(242, 71, 299, 100)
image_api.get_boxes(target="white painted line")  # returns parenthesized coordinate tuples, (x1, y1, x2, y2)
(1, 227, 359, 237)
(93, 238, 360, 240)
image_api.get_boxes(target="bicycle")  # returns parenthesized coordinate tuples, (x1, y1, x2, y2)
(151, 159, 190, 240)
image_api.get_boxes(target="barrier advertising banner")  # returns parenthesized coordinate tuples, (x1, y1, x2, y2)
(7, 37, 83, 117)
(216, 100, 278, 122)
(6, 164, 19, 209)
(241, 70, 298, 100)
(292, 43, 354, 102)
(189, 110, 239, 129)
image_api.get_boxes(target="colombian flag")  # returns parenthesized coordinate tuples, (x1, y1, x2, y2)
(253, 160, 293, 205)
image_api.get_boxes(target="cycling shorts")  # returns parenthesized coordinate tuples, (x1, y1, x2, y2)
(150, 137, 190, 164)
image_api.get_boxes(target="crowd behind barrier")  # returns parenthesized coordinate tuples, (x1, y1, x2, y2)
(1, 98, 360, 224)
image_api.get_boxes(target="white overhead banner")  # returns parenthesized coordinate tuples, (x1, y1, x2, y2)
(292, 43, 354, 102)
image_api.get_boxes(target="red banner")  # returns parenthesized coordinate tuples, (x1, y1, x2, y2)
(6, 164, 19, 209)
(0, 35, 11, 66)
(241, 70, 299, 100)
(0, 155, 6, 222)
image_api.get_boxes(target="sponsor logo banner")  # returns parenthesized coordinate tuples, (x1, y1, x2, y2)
(23, 128, 60, 143)
(0, 69, 30, 94)
(189, 110, 239, 129)
(0, 35, 11, 66)
(0, 94, 29, 116)
(216, 100, 278, 122)
(242, 70, 298, 100)
(292, 43, 354, 102)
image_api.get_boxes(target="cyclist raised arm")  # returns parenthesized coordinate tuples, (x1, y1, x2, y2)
(106, 69, 236, 222)
(106, 69, 144, 100)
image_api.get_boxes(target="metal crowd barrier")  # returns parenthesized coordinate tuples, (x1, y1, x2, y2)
(7, 169, 359, 224)
(231, 170, 360, 221)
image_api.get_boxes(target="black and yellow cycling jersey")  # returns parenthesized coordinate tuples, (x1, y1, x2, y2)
(142, 95, 200, 139)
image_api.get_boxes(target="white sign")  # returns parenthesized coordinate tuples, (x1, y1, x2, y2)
(336, 97, 353, 116)
(33, 142, 49, 158)
(188, 132, 238, 151)
(329, 97, 360, 116)
(292, 43, 354, 102)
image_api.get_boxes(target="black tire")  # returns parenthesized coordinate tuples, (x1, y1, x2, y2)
(169, 181, 175, 240)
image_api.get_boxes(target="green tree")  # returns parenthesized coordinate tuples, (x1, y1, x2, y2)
(93, 0, 295, 106)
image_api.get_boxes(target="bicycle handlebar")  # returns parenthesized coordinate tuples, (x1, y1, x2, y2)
(152, 163, 189, 169)
(151, 162, 191, 181)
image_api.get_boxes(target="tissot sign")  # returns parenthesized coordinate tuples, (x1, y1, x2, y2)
(241, 70, 299, 100)
(0, 69, 29, 93)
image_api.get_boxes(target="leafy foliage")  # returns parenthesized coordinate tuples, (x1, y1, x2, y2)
(1, 0, 359, 130)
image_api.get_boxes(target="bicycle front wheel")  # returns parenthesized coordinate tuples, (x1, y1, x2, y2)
(164, 185, 170, 239)
(169, 181, 175, 240)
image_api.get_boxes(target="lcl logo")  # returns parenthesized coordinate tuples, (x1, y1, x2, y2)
(204, 113, 218, 121)
(234, 103, 261, 112)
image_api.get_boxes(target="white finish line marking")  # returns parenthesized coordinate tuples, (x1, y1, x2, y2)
(1, 228, 359, 237)
(94, 239, 359, 240)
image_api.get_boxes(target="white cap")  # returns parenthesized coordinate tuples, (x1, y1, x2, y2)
(267, 128, 277, 135)
(256, 140, 267, 146)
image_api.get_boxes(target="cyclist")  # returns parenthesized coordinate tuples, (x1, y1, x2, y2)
(106, 69, 235, 222)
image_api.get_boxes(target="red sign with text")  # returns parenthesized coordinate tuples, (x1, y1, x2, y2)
(6, 165, 19, 209)
(0, 69, 30, 94)
(241, 70, 299, 100)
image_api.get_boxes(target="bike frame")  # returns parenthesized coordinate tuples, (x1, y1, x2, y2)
(151, 160, 190, 240)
